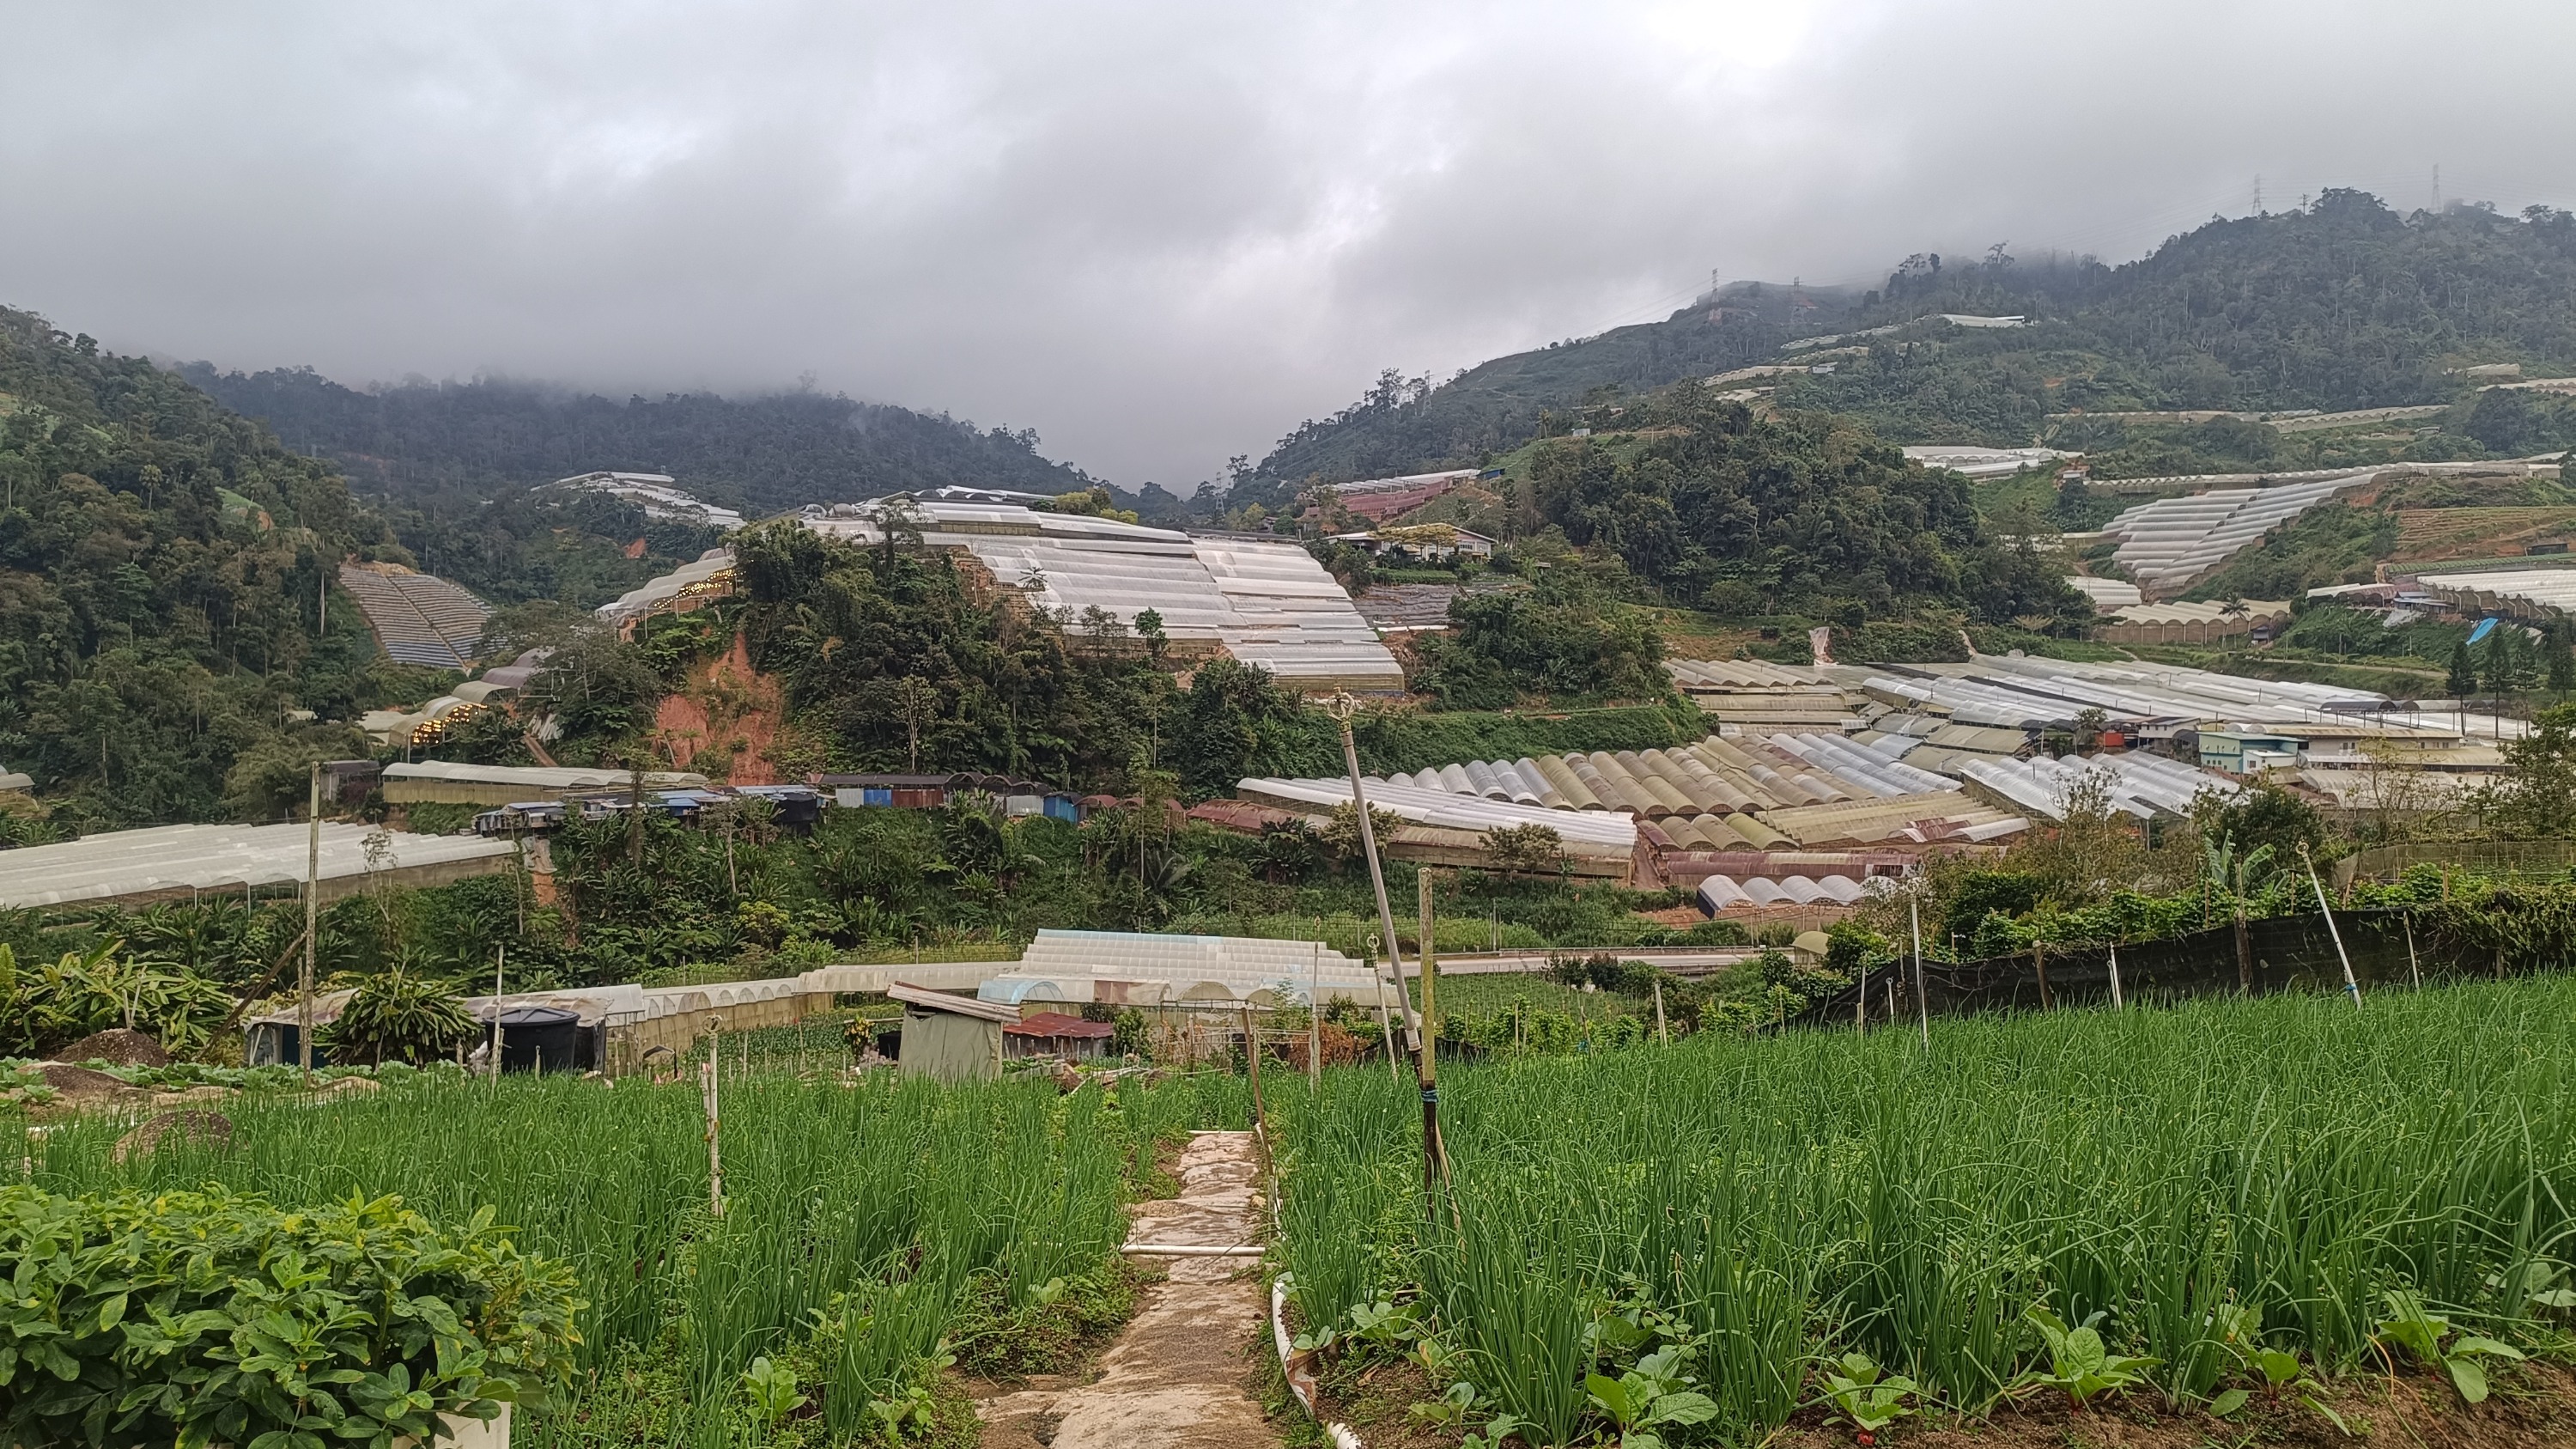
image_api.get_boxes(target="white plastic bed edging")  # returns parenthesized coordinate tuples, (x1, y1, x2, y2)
(1273, 1277, 1365, 1449)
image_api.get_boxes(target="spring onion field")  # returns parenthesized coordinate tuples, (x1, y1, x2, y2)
(1275, 976, 2576, 1445)
(27, 1068, 1249, 1448)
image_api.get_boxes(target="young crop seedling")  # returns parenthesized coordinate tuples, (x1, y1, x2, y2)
(1818, 1351, 1922, 1446)
(740, 1355, 807, 1431)
(1407, 1379, 1485, 1431)
(1583, 1343, 1721, 1449)
(2374, 1289, 2525, 1404)
(2208, 1303, 2349, 1435)
(2014, 1306, 2158, 1410)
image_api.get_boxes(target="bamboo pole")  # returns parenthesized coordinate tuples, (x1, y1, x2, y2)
(301, 763, 319, 1081)
(2108, 942, 2125, 1010)
(2404, 912, 2423, 990)
(1415, 870, 1447, 1202)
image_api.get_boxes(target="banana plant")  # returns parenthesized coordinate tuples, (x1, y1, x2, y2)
(2375, 1289, 2524, 1404)
(2014, 1306, 2158, 1410)
(1583, 1343, 1718, 1449)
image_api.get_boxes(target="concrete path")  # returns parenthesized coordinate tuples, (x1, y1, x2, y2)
(976, 1130, 1279, 1449)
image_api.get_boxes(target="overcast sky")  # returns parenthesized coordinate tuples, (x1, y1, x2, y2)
(4, 2, 2570, 487)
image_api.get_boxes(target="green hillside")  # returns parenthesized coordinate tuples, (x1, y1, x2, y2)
(186, 366, 1180, 521)
(0, 308, 423, 831)
(1238, 191, 2576, 496)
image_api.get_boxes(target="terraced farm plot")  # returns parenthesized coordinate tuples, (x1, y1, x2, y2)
(2393, 506, 2576, 558)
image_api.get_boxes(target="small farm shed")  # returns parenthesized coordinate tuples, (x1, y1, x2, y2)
(1004, 1011, 1115, 1062)
(244, 989, 360, 1067)
(890, 983, 1018, 1082)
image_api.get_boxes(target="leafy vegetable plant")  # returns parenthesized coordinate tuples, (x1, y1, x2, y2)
(2208, 1302, 2348, 1434)
(739, 1355, 807, 1428)
(2374, 1289, 2524, 1404)
(0, 1184, 583, 1449)
(1584, 1343, 1719, 1449)
(2014, 1306, 2158, 1409)
(1819, 1351, 1921, 1444)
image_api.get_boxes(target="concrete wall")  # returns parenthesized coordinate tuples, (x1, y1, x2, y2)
(602, 990, 829, 1073)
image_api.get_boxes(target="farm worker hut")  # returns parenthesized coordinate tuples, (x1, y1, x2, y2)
(890, 983, 1018, 1082)
(243, 989, 358, 1067)
(1004, 1011, 1115, 1062)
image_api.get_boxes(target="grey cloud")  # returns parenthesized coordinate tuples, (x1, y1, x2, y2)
(2, 0, 2568, 484)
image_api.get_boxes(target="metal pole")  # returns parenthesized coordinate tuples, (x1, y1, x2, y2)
(2303, 847, 2362, 1008)
(1654, 977, 1668, 1044)
(1911, 898, 1929, 1050)
(301, 763, 319, 1081)
(490, 945, 505, 1080)
(2108, 942, 2124, 1009)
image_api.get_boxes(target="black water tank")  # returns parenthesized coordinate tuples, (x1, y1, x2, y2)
(496, 1005, 585, 1073)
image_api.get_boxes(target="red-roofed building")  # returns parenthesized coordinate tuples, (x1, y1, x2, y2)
(1003, 1011, 1117, 1062)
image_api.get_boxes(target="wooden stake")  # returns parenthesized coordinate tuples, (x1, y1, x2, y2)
(701, 1051, 725, 1217)
(489, 946, 505, 1081)
(2404, 912, 2422, 990)
(1307, 941, 1322, 1087)
(1239, 1003, 1266, 1131)
(2108, 942, 2124, 1010)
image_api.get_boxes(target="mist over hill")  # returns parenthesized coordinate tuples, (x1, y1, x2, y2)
(184, 366, 1184, 521)
(1237, 190, 2576, 500)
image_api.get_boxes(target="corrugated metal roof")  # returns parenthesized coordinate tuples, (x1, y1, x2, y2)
(888, 983, 1021, 1022)
(0, 823, 513, 910)
(384, 762, 710, 790)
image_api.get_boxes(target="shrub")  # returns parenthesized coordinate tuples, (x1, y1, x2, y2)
(0, 1185, 583, 1449)
(322, 965, 480, 1065)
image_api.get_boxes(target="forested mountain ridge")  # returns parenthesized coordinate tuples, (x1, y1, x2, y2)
(0, 307, 424, 831)
(185, 366, 1179, 520)
(1239, 190, 2576, 495)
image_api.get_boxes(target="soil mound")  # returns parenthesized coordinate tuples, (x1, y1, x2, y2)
(33, 1063, 128, 1097)
(62, 1027, 171, 1067)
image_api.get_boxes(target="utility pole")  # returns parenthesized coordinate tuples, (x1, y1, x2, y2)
(301, 762, 320, 1081)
